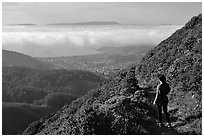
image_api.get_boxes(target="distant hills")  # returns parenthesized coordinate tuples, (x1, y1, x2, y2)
(5, 24, 37, 26)
(38, 46, 153, 77)
(47, 21, 120, 26)
(22, 14, 202, 135)
(6, 22, 179, 26)
(5, 21, 120, 26)
(2, 49, 53, 69)
(98, 45, 153, 55)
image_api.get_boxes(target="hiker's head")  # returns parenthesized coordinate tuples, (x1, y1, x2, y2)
(158, 74, 166, 83)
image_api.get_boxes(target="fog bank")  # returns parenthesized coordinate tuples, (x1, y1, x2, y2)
(2, 25, 181, 57)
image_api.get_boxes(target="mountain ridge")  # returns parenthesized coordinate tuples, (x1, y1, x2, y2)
(22, 14, 202, 135)
(2, 49, 53, 69)
(47, 21, 120, 26)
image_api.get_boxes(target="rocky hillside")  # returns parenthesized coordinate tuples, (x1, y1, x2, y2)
(22, 14, 202, 135)
(136, 14, 202, 133)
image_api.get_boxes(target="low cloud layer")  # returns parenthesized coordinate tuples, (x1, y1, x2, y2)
(2, 25, 181, 57)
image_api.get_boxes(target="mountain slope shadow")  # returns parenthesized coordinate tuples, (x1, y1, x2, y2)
(2, 102, 59, 135)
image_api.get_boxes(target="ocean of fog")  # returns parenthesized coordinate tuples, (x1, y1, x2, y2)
(2, 25, 182, 57)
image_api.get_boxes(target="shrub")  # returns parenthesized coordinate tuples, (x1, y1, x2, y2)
(44, 93, 76, 107)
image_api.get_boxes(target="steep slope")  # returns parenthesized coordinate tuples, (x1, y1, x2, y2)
(22, 14, 202, 135)
(135, 14, 202, 133)
(2, 49, 53, 69)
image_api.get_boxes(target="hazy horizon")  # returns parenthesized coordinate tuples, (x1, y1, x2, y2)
(2, 24, 181, 57)
(2, 2, 201, 57)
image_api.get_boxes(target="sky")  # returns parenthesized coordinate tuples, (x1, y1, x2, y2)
(2, 2, 202, 57)
(2, 2, 202, 25)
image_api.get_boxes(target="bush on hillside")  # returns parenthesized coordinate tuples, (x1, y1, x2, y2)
(44, 93, 76, 107)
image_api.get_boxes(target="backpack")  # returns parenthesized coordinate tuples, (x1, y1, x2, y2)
(158, 83, 170, 97)
(156, 83, 170, 105)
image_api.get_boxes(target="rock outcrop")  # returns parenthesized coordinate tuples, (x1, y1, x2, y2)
(136, 14, 202, 134)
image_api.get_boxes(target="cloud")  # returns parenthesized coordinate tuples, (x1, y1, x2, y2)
(2, 25, 181, 57)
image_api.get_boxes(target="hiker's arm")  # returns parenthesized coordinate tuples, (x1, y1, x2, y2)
(153, 85, 159, 105)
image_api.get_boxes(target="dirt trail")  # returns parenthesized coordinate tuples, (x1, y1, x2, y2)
(143, 88, 183, 135)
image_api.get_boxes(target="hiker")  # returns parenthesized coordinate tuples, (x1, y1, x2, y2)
(153, 74, 172, 128)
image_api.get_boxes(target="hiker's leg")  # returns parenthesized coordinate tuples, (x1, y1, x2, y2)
(157, 104, 163, 125)
(163, 103, 171, 126)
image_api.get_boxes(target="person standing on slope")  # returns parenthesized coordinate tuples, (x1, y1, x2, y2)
(153, 74, 172, 128)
